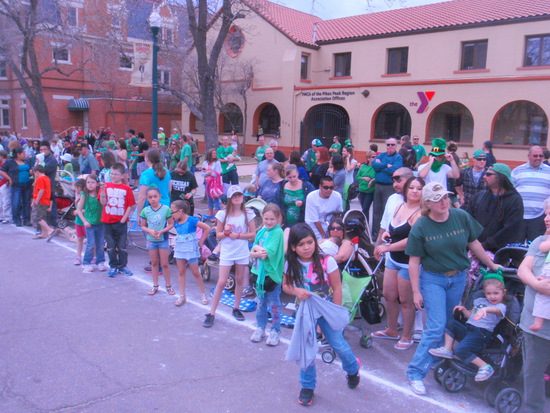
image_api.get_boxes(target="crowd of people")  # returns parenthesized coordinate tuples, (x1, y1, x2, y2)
(1, 127, 550, 411)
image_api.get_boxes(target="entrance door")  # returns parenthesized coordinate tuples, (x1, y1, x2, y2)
(301, 104, 350, 153)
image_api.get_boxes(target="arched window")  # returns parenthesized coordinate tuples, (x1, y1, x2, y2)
(189, 113, 203, 132)
(302, 104, 350, 150)
(254, 103, 280, 135)
(493, 101, 548, 146)
(220, 103, 243, 133)
(427, 102, 473, 143)
(373, 103, 411, 140)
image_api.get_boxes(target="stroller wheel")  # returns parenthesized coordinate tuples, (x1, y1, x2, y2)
(168, 251, 176, 265)
(433, 360, 449, 385)
(378, 303, 385, 319)
(360, 335, 373, 349)
(224, 272, 236, 293)
(322, 350, 335, 363)
(57, 220, 68, 229)
(485, 381, 510, 407)
(495, 388, 522, 413)
(442, 367, 466, 393)
(201, 264, 211, 281)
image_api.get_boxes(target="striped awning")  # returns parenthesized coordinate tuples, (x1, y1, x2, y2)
(68, 98, 89, 111)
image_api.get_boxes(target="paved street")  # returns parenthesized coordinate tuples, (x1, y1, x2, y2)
(0, 164, 500, 412)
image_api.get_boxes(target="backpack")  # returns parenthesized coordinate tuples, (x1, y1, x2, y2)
(206, 172, 223, 199)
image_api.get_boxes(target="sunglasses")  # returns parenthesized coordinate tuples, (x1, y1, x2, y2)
(321, 185, 334, 190)
(386, 143, 396, 146)
(484, 172, 496, 177)
(474, 158, 487, 161)
(329, 226, 344, 231)
(533, 155, 544, 158)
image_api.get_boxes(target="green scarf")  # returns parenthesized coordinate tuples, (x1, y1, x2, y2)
(252, 225, 285, 297)
(431, 158, 445, 173)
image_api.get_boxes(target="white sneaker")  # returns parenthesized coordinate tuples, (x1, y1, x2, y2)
(250, 327, 265, 343)
(96, 262, 107, 272)
(266, 330, 280, 346)
(410, 380, 427, 395)
(82, 265, 95, 273)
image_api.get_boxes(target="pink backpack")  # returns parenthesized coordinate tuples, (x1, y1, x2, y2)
(207, 172, 223, 199)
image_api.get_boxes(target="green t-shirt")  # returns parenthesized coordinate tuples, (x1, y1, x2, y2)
(140, 204, 172, 242)
(330, 142, 342, 155)
(217, 146, 236, 174)
(82, 192, 103, 226)
(413, 144, 427, 163)
(255, 145, 270, 163)
(251, 225, 285, 283)
(405, 208, 482, 274)
(355, 164, 376, 193)
(158, 133, 166, 146)
(180, 144, 193, 169)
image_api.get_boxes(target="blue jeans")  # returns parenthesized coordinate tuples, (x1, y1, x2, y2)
(300, 317, 359, 390)
(11, 183, 31, 224)
(358, 191, 374, 222)
(256, 284, 282, 332)
(83, 224, 105, 265)
(207, 196, 220, 210)
(406, 268, 466, 381)
(446, 319, 492, 364)
(222, 168, 239, 185)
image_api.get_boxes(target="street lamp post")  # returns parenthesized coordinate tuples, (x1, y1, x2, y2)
(149, 10, 161, 142)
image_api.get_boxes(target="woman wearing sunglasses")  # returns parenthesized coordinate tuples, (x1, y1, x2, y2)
(325, 217, 354, 265)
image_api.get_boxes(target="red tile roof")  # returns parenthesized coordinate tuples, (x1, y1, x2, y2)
(247, 0, 550, 46)
(243, 0, 322, 47)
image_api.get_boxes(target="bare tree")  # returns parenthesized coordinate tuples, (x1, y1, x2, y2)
(0, 0, 91, 140)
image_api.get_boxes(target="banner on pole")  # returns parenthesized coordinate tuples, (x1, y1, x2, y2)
(130, 42, 153, 87)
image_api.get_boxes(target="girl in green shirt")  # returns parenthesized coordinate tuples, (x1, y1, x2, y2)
(355, 151, 376, 220)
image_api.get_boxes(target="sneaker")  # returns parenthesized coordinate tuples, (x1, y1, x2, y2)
(298, 388, 314, 406)
(428, 346, 453, 359)
(347, 358, 361, 389)
(207, 253, 219, 262)
(108, 267, 118, 277)
(91, 257, 96, 264)
(144, 264, 163, 275)
(412, 330, 423, 343)
(24, 221, 32, 227)
(73, 257, 81, 266)
(266, 330, 280, 346)
(232, 308, 245, 321)
(96, 262, 107, 272)
(82, 265, 95, 273)
(119, 267, 133, 276)
(250, 327, 265, 343)
(475, 364, 495, 382)
(203, 313, 215, 328)
(242, 285, 255, 297)
(410, 379, 427, 395)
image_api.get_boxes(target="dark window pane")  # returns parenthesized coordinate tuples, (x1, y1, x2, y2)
(301, 55, 308, 79)
(493, 101, 548, 146)
(524, 35, 550, 66)
(334, 53, 351, 77)
(428, 102, 474, 143)
(259, 104, 280, 134)
(388, 48, 408, 74)
(374, 103, 411, 140)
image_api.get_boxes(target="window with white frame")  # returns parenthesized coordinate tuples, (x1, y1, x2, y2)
(1, 100, 10, 127)
(67, 7, 78, 27)
(119, 54, 133, 69)
(158, 70, 170, 87)
(21, 98, 27, 129)
(163, 28, 174, 46)
(0, 61, 6, 78)
(52, 46, 70, 63)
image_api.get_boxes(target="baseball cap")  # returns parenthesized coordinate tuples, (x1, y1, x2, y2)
(227, 185, 243, 199)
(422, 182, 452, 202)
(489, 163, 513, 185)
(60, 154, 72, 163)
(312, 139, 323, 147)
(473, 150, 487, 158)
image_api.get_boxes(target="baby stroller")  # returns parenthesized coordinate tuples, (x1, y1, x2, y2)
(321, 236, 385, 363)
(55, 170, 76, 229)
(434, 245, 527, 413)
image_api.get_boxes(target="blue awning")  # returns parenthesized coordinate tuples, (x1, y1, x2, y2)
(68, 98, 89, 111)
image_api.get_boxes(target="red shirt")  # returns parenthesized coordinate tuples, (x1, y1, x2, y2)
(33, 175, 51, 205)
(101, 182, 135, 224)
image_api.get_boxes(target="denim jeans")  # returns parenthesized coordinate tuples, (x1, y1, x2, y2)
(256, 284, 282, 333)
(83, 224, 106, 265)
(300, 317, 359, 390)
(207, 196, 220, 211)
(11, 183, 31, 224)
(222, 168, 239, 185)
(358, 191, 374, 222)
(406, 268, 466, 381)
(104, 222, 128, 269)
(446, 319, 492, 364)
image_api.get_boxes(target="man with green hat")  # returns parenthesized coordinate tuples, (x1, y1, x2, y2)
(418, 138, 459, 187)
(464, 162, 524, 253)
(301, 139, 323, 172)
(456, 149, 488, 209)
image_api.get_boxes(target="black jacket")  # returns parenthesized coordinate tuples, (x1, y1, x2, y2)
(465, 189, 524, 252)
(0, 158, 32, 186)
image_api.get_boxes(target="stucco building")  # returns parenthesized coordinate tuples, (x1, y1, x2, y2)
(183, 0, 550, 167)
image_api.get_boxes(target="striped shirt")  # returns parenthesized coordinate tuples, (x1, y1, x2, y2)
(511, 162, 550, 219)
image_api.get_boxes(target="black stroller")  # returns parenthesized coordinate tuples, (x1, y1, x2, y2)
(434, 245, 528, 413)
